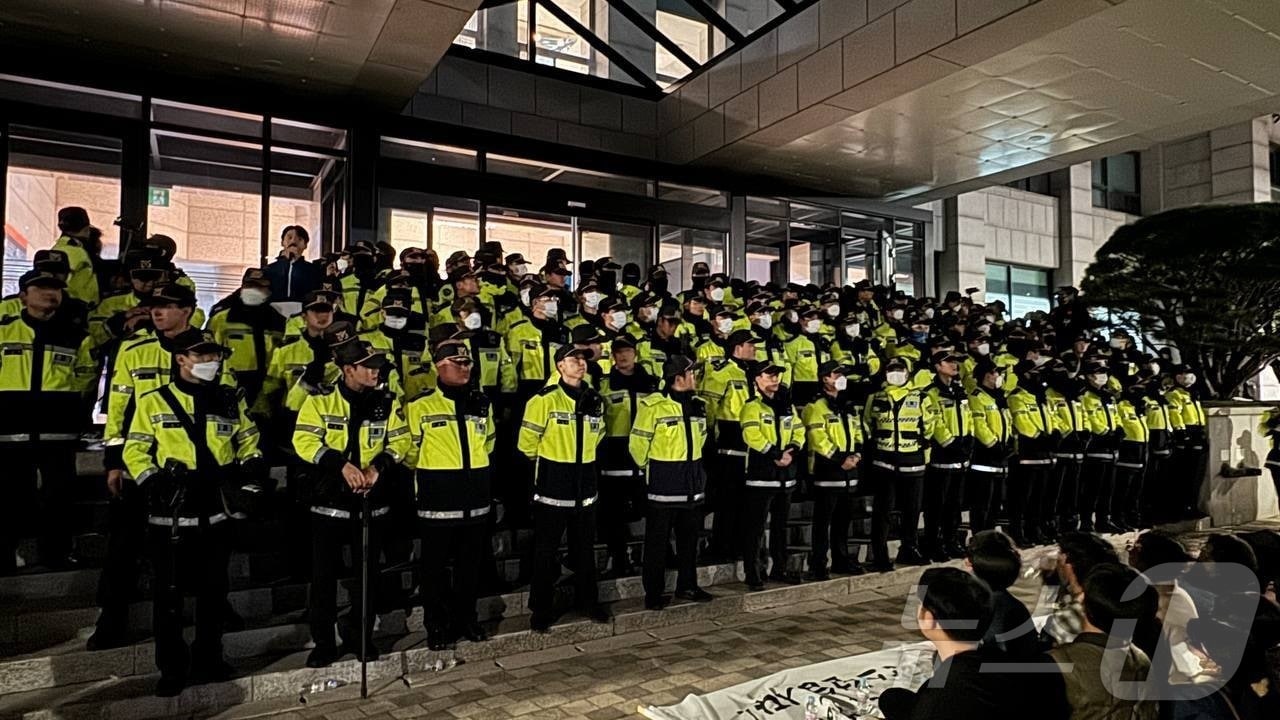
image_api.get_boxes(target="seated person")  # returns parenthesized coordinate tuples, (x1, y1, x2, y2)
(1049, 564, 1159, 720)
(967, 530, 1039, 657)
(880, 566, 1069, 720)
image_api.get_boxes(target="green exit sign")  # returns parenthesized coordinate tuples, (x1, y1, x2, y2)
(148, 187, 170, 207)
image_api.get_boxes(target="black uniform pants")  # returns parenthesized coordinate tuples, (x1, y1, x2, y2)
(598, 468, 644, 571)
(642, 503, 701, 599)
(1054, 457, 1083, 530)
(94, 485, 147, 637)
(148, 523, 230, 679)
(1114, 463, 1146, 525)
(1007, 462, 1051, 541)
(709, 451, 746, 558)
(419, 521, 485, 631)
(1078, 458, 1115, 530)
(810, 491, 856, 572)
(739, 487, 792, 585)
(1172, 441, 1208, 518)
(529, 504, 598, 621)
(869, 468, 923, 566)
(0, 441, 77, 569)
(966, 467, 1006, 533)
(921, 466, 966, 548)
(308, 512, 383, 650)
(1142, 453, 1171, 524)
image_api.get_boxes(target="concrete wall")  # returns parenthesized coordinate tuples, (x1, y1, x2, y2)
(1141, 116, 1274, 213)
(1205, 404, 1280, 525)
(407, 56, 658, 159)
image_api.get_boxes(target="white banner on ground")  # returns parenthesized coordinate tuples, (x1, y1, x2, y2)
(638, 642, 936, 720)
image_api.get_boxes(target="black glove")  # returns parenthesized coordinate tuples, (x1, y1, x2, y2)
(302, 358, 327, 386)
(144, 469, 179, 514)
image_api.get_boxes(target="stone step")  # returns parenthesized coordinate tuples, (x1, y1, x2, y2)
(0, 561, 744, 697)
(0, 562, 942, 720)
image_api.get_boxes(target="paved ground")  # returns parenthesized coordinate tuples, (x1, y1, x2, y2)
(215, 571, 987, 720)
(212, 519, 1280, 720)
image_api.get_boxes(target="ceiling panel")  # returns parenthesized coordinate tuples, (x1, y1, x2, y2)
(688, 0, 1280, 200)
(0, 0, 480, 110)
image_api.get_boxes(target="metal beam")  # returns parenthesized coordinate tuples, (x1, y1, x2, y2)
(533, 0, 662, 92)
(680, 0, 744, 44)
(601, 0, 700, 73)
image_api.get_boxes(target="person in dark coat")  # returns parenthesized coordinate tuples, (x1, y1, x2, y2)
(265, 225, 322, 302)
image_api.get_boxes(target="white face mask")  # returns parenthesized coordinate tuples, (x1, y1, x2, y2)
(1179, 373, 1197, 387)
(583, 291, 602, 309)
(889, 308, 904, 321)
(192, 360, 221, 382)
(1092, 373, 1109, 387)
(611, 310, 628, 327)
(825, 304, 840, 318)
(241, 287, 269, 306)
(520, 288, 531, 306)
(1109, 338, 1126, 349)
(992, 374, 1006, 389)
(804, 319, 821, 334)
(785, 310, 798, 323)
(640, 306, 657, 322)
(924, 307, 935, 319)
(709, 287, 725, 302)
(335, 258, 349, 273)
(845, 323, 860, 337)
(1148, 362, 1161, 375)
(542, 300, 559, 317)
(384, 315, 408, 331)
(463, 313, 483, 330)
(885, 370, 908, 387)
(755, 314, 772, 330)
(716, 317, 734, 335)
(976, 342, 991, 356)
(833, 376, 849, 391)
(512, 264, 528, 276)
(1033, 355, 1050, 367)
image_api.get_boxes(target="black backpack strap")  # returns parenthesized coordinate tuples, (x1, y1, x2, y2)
(156, 385, 220, 473)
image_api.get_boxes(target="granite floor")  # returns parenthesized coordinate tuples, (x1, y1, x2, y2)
(227, 591, 924, 720)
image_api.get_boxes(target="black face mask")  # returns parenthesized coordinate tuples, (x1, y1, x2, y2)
(352, 254, 374, 274)
(649, 276, 668, 295)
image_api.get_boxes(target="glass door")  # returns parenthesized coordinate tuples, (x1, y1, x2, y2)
(658, 226, 725, 293)
(840, 233, 877, 287)
(578, 218, 652, 273)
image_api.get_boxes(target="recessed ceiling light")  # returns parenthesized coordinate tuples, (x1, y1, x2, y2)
(1027, 134, 1046, 142)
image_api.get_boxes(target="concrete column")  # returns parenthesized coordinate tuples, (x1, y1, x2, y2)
(1056, 162, 1096, 288)
(1209, 116, 1272, 204)
(728, 194, 747, 279)
(938, 195, 989, 297)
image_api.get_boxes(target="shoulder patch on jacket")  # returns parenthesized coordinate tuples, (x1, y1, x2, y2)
(536, 384, 560, 397)
(124, 336, 159, 352)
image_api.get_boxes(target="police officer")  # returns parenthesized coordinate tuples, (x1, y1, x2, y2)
(506, 286, 568, 398)
(922, 350, 972, 561)
(637, 302, 690, 377)
(1114, 376, 1150, 532)
(405, 338, 495, 650)
(122, 328, 263, 696)
(51, 206, 100, 306)
(0, 271, 95, 571)
(1079, 362, 1121, 532)
(1005, 361, 1057, 546)
(597, 335, 658, 576)
(785, 307, 832, 405)
(292, 331, 410, 667)
(968, 359, 1013, 533)
(518, 344, 610, 632)
(1167, 364, 1207, 520)
(863, 357, 931, 571)
(362, 289, 433, 399)
(803, 361, 864, 579)
(206, 268, 285, 407)
(697, 329, 757, 560)
(739, 360, 804, 589)
(629, 355, 713, 609)
(258, 289, 338, 421)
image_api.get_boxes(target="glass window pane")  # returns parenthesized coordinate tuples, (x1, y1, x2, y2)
(435, 209, 481, 260)
(152, 99, 262, 138)
(1107, 152, 1137, 194)
(487, 154, 650, 195)
(657, 182, 726, 207)
(986, 263, 1010, 301)
(149, 131, 264, 310)
(891, 238, 920, 295)
(579, 219, 651, 274)
(719, 0, 784, 36)
(746, 245, 780, 285)
(381, 137, 478, 170)
(456, 1, 529, 59)
(486, 208, 574, 271)
(0, 74, 142, 118)
(271, 119, 347, 153)
(5, 126, 123, 295)
(658, 225, 723, 293)
(789, 203, 839, 226)
(842, 235, 875, 286)
(746, 196, 787, 217)
(1009, 266, 1051, 317)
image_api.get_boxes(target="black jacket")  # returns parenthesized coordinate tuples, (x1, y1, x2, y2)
(879, 646, 1069, 720)
(266, 256, 322, 302)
